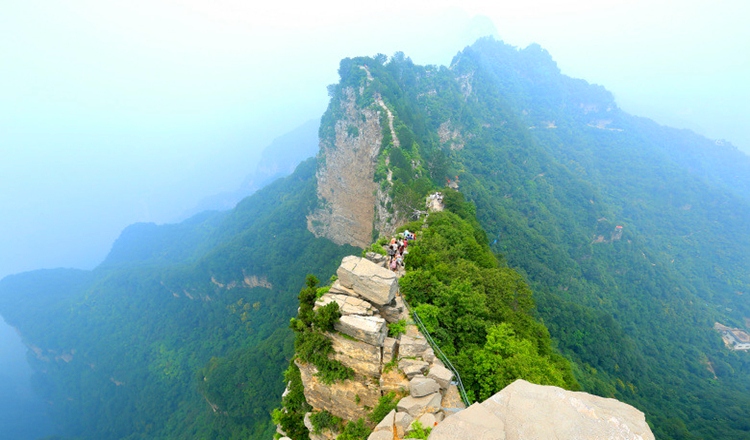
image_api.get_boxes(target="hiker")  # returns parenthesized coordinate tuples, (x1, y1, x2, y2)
(390, 256, 398, 272)
(387, 244, 396, 260)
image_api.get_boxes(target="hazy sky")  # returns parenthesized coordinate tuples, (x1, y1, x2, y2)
(1, 0, 748, 279)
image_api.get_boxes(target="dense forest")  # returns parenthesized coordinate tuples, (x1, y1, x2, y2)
(0, 160, 357, 440)
(327, 39, 750, 439)
(1, 37, 749, 440)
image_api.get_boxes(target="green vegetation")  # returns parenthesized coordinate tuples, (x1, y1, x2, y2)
(336, 419, 369, 440)
(404, 420, 431, 439)
(0, 159, 357, 440)
(291, 275, 353, 384)
(387, 319, 407, 338)
(367, 392, 398, 424)
(309, 410, 343, 434)
(401, 194, 577, 400)
(4, 38, 750, 440)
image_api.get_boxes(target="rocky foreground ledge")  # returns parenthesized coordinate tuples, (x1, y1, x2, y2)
(278, 254, 655, 440)
(428, 379, 655, 440)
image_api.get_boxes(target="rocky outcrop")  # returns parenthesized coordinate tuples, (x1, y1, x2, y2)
(337, 256, 398, 306)
(307, 88, 383, 248)
(291, 254, 466, 439)
(285, 253, 656, 440)
(334, 315, 388, 347)
(429, 379, 655, 440)
(297, 360, 381, 421)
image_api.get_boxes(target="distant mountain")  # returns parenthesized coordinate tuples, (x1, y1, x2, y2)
(179, 118, 319, 219)
(1, 37, 749, 440)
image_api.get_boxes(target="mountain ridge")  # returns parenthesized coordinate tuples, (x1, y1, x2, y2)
(1, 37, 749, 440)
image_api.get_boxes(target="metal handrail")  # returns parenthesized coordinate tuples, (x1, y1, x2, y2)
(399, 292, 471, 407)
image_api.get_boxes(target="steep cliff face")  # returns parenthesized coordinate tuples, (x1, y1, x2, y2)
(277, 253, 656, 440)
(307, 88, 383, 248)
(276, 254, 469, 440)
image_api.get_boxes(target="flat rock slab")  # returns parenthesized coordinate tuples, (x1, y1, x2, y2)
(337, 256, 398, 306)
(430, 379, 655, 440)
(397, 392, 442, 417)
(428, 402, 504, 440)
(410, 376, 440, 398)
(334, 314, 388, 347)
(367, 431, 393, 440)
(399, 359, 429, 379)
(481, 379, 655, 440)
(316, 293, 376, 316)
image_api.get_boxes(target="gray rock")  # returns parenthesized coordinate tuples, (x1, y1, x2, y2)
(435, 411, 445, 423)
(399, 358, 429, 379)
(280, 437, 292, 440)
(327, 332, 382, 377)
(428, 403, 504, 440)
(372, 409, 396, 433)
(409, 413, 437, 432)
(296, 360, 380, 421)
(382, 337, 398, 365)
(334, 314, 388, 347)
(375, 301, 404, 324)
(337, 256, 398, 306)
(397, 392, 442, 417)
(409, 376, 440, 398)
(394, 411, 414, 429)
(328, 280, 359, 297)
(315, 293, 375, 316)
(429, 379, 656, 440)
(367, 431, 392, 440)
(427, 364, 453, 390)
(365, 251, 387, 266)
(398, 334, 429, 359)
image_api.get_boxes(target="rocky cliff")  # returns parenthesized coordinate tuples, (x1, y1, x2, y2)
(307, 87, 383, 249)
(276, 253, 467, 440)
(277, 252, 656, 440)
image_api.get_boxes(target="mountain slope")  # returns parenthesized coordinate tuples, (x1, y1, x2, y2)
(0, 159, 357, 440)
(309, 40, 750, 439)
(2, 38, 749, 440)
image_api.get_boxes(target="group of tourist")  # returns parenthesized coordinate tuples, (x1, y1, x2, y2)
(387, 230, 415, 272)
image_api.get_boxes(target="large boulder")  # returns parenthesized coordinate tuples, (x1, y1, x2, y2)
(409, 376, 440, 398)
(296, 360, 380, 421)
(334, 315, 388, 347)
(429, 379, 655, 440)
(427, 364, 454, 390)
(337, 256, 398, 306)
(399, 358, 429, 379)
(316, 293, 376, 316)
(428, 403, 504, 440)
(397, 392, 442, 417)
(327, 332, 382, 377)
(398, 334, 429, 359)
